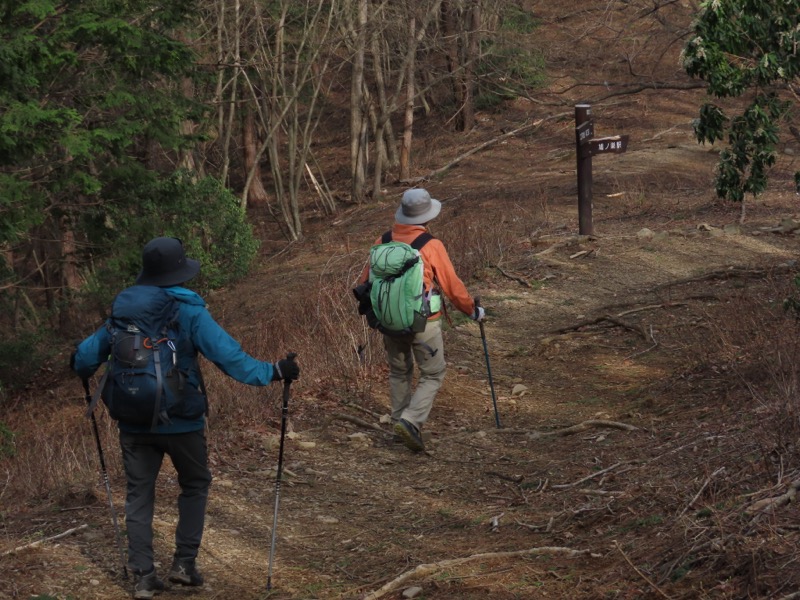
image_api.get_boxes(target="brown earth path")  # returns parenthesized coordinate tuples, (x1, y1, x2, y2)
(5, 1, 800, 599)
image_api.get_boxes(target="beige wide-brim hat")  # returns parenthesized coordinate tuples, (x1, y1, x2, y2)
(395, 189, 442, 225)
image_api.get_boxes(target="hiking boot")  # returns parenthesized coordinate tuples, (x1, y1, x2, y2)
(168, 557, 204, 587)
(394, 418, 425, 452)
(132, 567, 164, 600)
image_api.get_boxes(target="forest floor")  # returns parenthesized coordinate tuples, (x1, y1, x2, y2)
(3, 2, 800, 600)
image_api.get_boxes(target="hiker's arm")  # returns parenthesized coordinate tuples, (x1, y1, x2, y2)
(190, 309, 275, 385)
(357, 257, 370, 284)
(72, 326, 111, 379)
(428, 241, 475, 316)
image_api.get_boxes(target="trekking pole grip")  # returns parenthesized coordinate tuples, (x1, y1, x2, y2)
(286, 352, 297, 376)
(283, 352, 298, 390)
(474, 296, 484, 325)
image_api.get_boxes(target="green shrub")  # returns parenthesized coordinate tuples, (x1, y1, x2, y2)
(0, 330, 47, 394)
(78, 169, 259, 307)
(0, 422, 15, 458)
(476, 6, 545, 110)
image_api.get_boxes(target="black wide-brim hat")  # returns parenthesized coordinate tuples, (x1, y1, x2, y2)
(136, 237, 201, 287)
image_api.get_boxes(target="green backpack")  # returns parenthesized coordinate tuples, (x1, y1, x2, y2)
(362, 231, 441, 336)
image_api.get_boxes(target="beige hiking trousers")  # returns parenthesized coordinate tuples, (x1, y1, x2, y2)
(383, 318, 446, 429)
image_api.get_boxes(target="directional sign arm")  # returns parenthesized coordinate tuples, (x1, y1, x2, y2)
(589, 135, 629, 156)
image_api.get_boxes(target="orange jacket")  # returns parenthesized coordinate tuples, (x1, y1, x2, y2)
(359, 223, 475, 318)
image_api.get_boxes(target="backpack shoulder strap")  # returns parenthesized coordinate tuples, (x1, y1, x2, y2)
(380, 231, 433, 249)
(411, 232, 433, 251)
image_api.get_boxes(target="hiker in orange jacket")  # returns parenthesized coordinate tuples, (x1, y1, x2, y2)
(359, 188, 485, 451)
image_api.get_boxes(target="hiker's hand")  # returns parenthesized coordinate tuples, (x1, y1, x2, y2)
(472, 305, 486, 322)
(272, 357, 300, 382)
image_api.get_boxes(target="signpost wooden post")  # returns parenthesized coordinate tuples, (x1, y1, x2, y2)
(575, 104, 594, 235)
(575, 104, 629, 235)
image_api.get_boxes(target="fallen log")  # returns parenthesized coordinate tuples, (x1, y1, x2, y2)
(360, 545, 599, 600)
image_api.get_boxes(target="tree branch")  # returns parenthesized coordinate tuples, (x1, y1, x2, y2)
(1, 524, 88, 557)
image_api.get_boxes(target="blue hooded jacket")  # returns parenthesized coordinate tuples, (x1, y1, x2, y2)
(73, 286, 276, 434)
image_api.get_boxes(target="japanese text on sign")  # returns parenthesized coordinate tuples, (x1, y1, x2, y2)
(577, 120, 594, 144)
(588, 135, 629, 156)
(597, 139, 623, 151)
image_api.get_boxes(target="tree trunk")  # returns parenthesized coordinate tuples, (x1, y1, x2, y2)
(369, 22, 393, 193)
(242, 106, 271, 211)
(399, 15, 416, 181)
(350, 0, 368, 202)
(441, 0, 465, 130)
(461, 0, 481, 132)
(60, 218, 82, 291)
(179, 77, 200, 177)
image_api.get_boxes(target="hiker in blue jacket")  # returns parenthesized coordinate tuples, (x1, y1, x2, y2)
(72, 236, 299, 600)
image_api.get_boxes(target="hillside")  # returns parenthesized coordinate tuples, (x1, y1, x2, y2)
(3, 2, 800, 600)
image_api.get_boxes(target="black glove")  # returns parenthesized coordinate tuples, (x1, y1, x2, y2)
(69, 339, 81, 373)
(272, 356, 300, 382)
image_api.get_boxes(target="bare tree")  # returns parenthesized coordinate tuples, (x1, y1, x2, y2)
(196, 0, 342, 238)
(355, 0, 444, 189)
(348, 0, 369, 202)
(439, 0, 482, 132)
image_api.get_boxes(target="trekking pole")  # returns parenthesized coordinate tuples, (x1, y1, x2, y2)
(82, 378, 128, 579)
(267, 353, 297, 591)
(475, 299, 501, 428)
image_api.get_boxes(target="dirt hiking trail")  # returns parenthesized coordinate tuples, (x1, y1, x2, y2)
(6, 195, 800, 600)
(5, 1, 800, 599)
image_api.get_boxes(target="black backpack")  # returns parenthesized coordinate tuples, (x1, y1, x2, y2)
(86, 285, 205, 429)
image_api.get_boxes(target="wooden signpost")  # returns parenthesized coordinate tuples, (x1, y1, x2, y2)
(575, 104, 629, 235)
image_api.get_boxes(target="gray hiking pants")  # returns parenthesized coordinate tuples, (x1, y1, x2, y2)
(384, 318, 446, 428)
(119, 429, 211, 574)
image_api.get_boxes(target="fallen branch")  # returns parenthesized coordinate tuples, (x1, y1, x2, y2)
(745, 480, 800, 516)
(492, 264, 530, 287)
(529, 420, 640, 439)
(677, 467, 726, 519)
(360, 546, 599, 600)
(576, 488, 626, 497)
(650, 264, 792, 292)
(534, 235, 592, 257)
(551, 461, 628, 489)
(616, 304, 674, 317)
(399, 118, 547, 184)
(625, 324, 659, 360)
(546, 314, 646, 339)
(515, 516, 555, 532)
(341, 401, 384, 420)
(615, 540, 673, 600)
(442, 420, 639, 443)
(315, 413, 387, 435)
(1, 524, 88, 556)
(485, 471, 524, 484)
